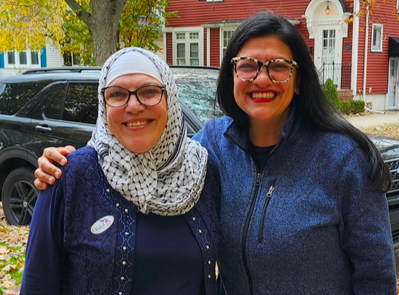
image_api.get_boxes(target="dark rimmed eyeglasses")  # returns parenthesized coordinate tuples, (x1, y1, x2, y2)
(231, 57, 299, 83)
(101, 85, 166, 107)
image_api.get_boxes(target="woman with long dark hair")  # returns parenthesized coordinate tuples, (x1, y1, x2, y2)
(33, 12, 395, 295)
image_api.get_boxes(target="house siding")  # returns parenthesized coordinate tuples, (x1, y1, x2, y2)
(166, 1, 323, 67)
(210, 28, 220, 67)
(360, 1, 399, 95)
(166, 33, 173, 65)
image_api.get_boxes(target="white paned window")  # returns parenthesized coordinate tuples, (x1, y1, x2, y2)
(31, 51, 39, 65)
(5, 50, 41, 67)
(174, 31, 201, 66)
(221, 30, 234, 57)
(371, 24, 383, 52)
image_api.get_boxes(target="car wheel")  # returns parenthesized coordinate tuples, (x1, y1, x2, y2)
(2, 167, 38, 225)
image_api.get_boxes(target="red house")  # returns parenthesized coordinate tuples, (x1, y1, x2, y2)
(163, 0, 399, 111)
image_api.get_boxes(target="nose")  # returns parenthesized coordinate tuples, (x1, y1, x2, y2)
(125, 94, 146, 113)
(254, 65, 272, 85)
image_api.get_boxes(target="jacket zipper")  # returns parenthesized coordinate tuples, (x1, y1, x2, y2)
(258, 185, 275, 243)
(242, 172, 262, 295)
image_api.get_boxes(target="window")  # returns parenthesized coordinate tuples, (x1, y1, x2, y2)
(72, 53, 81, 66)
(0, 82, 47, 115)
(19, 52, 27, 65)
(5, 50, 41, 67)
(45, 83, 98, 124)
(322, 29, 336, 64)
(31, 51, 39, 65)
(7, 52, 15, 65)
(371, 24, 383, 52)
(221, 30, 234, 57)
(174, 31, 201, 66)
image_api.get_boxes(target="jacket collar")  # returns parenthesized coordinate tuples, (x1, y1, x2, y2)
(223, 105, 299, 153)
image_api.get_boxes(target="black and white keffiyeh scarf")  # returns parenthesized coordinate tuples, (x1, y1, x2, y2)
(88, 47, 208, 216)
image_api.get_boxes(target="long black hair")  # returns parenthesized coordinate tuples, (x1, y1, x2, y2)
(218, 11, 391, 193)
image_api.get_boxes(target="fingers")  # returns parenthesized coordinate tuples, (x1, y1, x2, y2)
(42, 147, 69, 166)
(34, 146, 76, 189)
(33, 177, 49, 191)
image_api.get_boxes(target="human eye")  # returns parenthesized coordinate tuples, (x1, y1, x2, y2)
(269, 60, 291, 72)
(236, 59, 258, 72)
(105, 87, 128, 101)
(139, 86, 162, 98)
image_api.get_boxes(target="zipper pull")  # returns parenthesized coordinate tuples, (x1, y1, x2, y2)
(266, 186, 274, 198)
(258, 185, 275, 243)
(256, 173, 262, 186)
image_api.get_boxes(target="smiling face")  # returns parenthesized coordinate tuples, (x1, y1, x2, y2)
(105, 73, 168, 153)
(233, 35, 299, 134)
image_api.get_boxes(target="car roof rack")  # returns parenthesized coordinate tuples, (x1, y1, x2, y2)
(22, 67, 102, 75)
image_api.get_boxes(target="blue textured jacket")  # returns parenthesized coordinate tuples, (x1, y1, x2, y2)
(21, 146, 220, 295)
(193, 112, 396, 295)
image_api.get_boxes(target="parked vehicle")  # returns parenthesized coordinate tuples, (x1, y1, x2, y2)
(0, 66, 219, 226)
(0, 66, 398, 250)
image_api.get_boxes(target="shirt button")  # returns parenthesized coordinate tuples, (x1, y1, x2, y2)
(123, 246, 127, 251)
(208, 260, 212, 264)
(206, 245, 210, 250)
(116, 203, 120, 207)
(208, 275, 212, 279)
(106, 189, 110, 193)
(125, 209, 128, 213)
(123, 261, 126, 265)
(192, 217, 196, 221)
(121, 276, 125, 280)
(199, 229, 202, 234)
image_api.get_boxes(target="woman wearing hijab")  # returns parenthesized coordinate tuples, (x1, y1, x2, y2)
(20, 47, 220, 295)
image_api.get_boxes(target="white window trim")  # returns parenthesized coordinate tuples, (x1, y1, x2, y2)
(220, 28, 235, 63)
(397, 0, 399, 13)
(371, 24, 383, 52)
(206, 0, 223, 2)
(171, 27, 204, 66)
(4, 50, 41, 68)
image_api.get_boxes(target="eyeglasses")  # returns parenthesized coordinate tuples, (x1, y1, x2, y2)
(101, 85, 166, 107)
(231, 57, 299, 83)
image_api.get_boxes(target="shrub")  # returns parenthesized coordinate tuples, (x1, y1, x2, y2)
(351, 100, 365, 114)
(322, 78, 340, 109)
(339, 101, 352, 115)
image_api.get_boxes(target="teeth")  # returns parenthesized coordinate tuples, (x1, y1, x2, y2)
(252, 92, 275, 99)
(127, 121, 148, 127)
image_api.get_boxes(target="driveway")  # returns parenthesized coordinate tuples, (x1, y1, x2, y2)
(345, 110, 399, 128)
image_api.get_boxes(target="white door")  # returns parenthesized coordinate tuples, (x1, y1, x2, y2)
(388, 58, 399, 109)
(320, 29, 341, 87)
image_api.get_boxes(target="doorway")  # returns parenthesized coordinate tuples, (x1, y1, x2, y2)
(388, 58, 399, 109)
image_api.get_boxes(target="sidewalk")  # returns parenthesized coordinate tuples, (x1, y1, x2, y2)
(344, 110, 399, 128)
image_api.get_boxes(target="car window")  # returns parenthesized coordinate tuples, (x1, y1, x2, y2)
(45, 83, 98, 124)
(0, 82, 48, 115)
(172, 68, 224, 123)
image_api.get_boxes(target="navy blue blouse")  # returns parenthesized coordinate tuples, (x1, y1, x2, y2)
(21, 146, 220, 295)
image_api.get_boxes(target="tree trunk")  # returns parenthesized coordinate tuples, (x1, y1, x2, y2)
(65, 0, 128, 65)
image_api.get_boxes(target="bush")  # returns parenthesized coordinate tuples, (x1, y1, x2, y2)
(339, 101, 352, 115)
(322, 78, 340, 109)
(350, 100, 365, 114)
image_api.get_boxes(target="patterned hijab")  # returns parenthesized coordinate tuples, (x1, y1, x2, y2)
(88, 47, 208, 216)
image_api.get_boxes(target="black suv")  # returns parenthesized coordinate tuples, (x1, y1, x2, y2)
(0, 66, 220, 225)
(0, 67, 399, 249)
